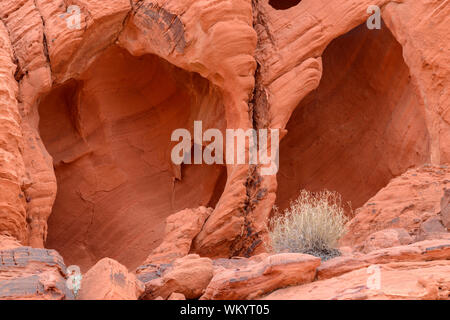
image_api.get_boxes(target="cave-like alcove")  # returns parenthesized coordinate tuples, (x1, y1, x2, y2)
(276, 22, 430, 213)
(269, 0, 302, 10)
(39, 46, 227, 271)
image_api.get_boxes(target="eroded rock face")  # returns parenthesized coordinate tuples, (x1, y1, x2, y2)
(264, 260, 450, 300)
(0, 246, 73, 300)
(139, 254, 214, 300)
(0, 0, 449, 301)
(1, 0, 257, 270)
(263, 240, 450, 300)
(0, 16, 28, 245)
(276, 22, 429, 211)
(140, 207, 212, 266)
(40, 46, 226, 271)
(77, 258, 144, 300)
(318, 239, 450, 281)
(168, 292, 186, 300)
(342, 165, 450, 248)
(0, 235, 21, 251)
(201, 253, 320, 300)
(359, 229, 413, 254)
(441, 189, 450, 229)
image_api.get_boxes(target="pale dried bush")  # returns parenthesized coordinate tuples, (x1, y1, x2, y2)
(268, 190, 348, 260)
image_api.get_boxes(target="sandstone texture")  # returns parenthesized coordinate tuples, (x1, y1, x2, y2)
(0, 245, 73, 300)
(138, 254, 214, 300)
(142, 206, 212, 265)
(264, 260, 450, 300)
(167, 292, 186, 300)
(0, 0, 448, 300)
(317, 239, 450, 281)
(77, 258, 144, 300)
(441, 188, 450, 229)
(359, 229, 413, 254)
(200, 253, 320, 300)
(342, 165, 450, 249)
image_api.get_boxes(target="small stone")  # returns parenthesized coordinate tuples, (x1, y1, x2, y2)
(77, 258, 144, 300)
(168, 292, 186, 300)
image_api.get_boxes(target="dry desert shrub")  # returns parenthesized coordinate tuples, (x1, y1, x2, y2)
(268, 190, 348, 260)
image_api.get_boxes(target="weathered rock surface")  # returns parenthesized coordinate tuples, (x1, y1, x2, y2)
(0, 0, 449, 301)
(276, 20, 429, 212)
(0, 235, 21, 250)
(142, 207, 212, 266)
(1, 0, 256, 270)
(441, 189, 450, 229)
(264, 260, 450, 300)
(138, 254, 214, 300)
(77, 258, 144, 300)
(168, 292, 186, 300)
(258, 0, 450, 228)
(200, 253, 320, 300)
(263, 239, 450, 300)
(359, 229, 413, 254)
(41, 45, 227, 270)
(318, 239, 450, 281)
(0, 14, 28, 246)
(418, 216, 447, 241)
(0, 246, 73, 300)
(342, 166, 450, 248)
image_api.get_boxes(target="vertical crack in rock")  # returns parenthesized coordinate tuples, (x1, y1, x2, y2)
(231, 165, 266, 257)
(0, 17, 22, 82)
(33, 0, 51, 70)
(80, 192, 97, 267)
(249, 63, 270, 130)
(118, 1, 136, 41)
(228, 1, 272, 258)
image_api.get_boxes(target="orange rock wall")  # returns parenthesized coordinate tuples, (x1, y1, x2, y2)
(0, 0, 448, 273)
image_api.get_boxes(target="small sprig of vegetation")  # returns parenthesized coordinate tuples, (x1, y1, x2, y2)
(268, 190, 348, 261)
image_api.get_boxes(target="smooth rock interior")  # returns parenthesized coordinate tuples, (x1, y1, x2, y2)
(39, 46, 227, 271)
(276, 23, 431, 212)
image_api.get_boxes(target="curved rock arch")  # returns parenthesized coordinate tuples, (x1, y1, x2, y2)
(0, 0, 448, 271)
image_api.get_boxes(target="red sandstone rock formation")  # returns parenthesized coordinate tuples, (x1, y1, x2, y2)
(0, 243, 73, 300)
(139, 254, 214, 300)
(77, 258, 144, 300)
(0, 0, 449, 300)
(264, 260, 450, 300)
(342, 165, 450, 248)
(201, 253, 320, 300)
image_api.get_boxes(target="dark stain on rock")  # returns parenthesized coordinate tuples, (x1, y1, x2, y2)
(0, 247, 73, 299)
(134, 2, 186, 54)
(425, 244, 450, 252)
(113, 272, 126, 287)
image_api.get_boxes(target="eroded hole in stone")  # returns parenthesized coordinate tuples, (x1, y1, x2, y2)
(276, 23, 430, 213)
(269, 0, 302, 10)
(39, 46, 226, 271)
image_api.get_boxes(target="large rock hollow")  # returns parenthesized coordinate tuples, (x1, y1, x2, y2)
(38, 46, 227, 271)
(276, 23, 431, 212)
(268, 0, 302, 10)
